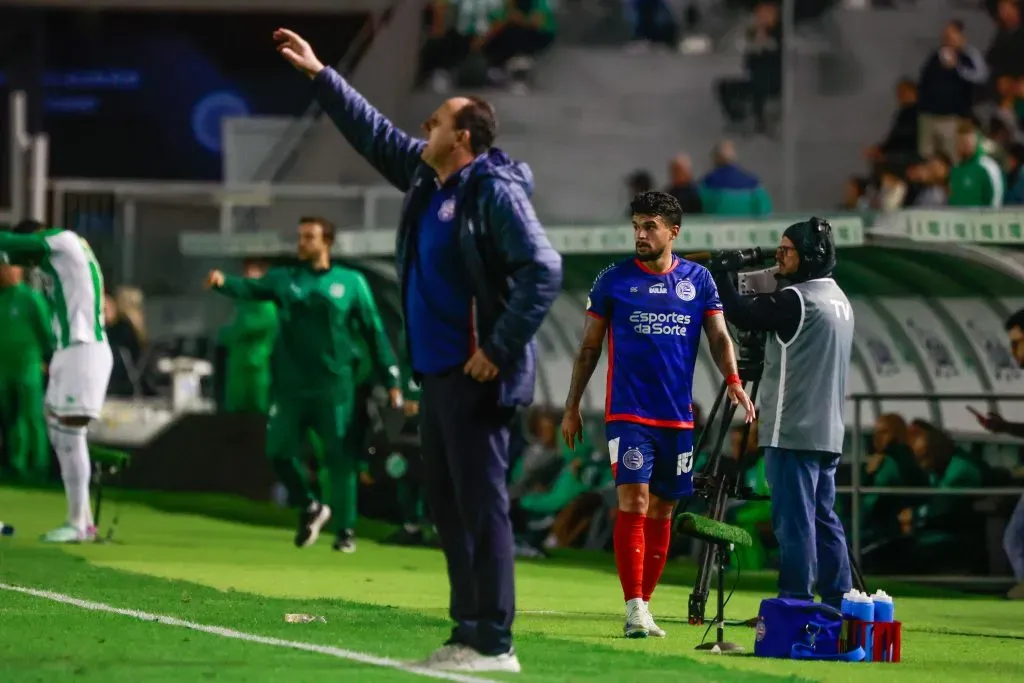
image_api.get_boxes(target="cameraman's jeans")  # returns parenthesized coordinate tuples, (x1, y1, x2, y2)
(764, 448, 852, 608)
(1004, 493, 1024, 581)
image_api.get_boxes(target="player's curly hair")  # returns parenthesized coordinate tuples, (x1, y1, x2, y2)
(629, 191, 682, 227)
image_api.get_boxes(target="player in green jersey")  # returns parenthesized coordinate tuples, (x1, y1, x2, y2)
(0, 220, 113, 543)
(0, 262, 53, 482)
(206, 216, 402, 551)
(220, 259, 278, 414)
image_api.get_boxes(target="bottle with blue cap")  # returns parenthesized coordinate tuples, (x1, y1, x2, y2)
(841, 590, 875, 661)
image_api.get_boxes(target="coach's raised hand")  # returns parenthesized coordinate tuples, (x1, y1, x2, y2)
(274, 28, 325, 78)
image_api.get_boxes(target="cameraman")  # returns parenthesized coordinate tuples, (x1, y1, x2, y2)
(709, 218, 855, 609)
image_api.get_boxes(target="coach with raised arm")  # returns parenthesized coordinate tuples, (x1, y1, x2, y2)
(274, 28, 562, 674)
(708, 218, 855, 610)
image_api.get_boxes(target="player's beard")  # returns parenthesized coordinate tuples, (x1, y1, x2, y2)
(635, 245, 665, 262)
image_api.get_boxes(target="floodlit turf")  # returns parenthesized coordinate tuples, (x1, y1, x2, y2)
(1, 487, 1023, 682)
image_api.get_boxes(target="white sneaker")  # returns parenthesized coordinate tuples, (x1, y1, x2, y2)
(416, 644, 521, 673)
(643, 601, 667, 637)
(41, 523, 96, 544)
(623, 598, 649, 638)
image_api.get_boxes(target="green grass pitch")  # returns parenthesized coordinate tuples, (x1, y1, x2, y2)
(1, 486, 1022, 682)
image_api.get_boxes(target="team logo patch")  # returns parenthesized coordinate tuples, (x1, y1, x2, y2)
(438, 198, 456, 222)
(675, 279, 696, 301)
(622, 448, 644, 471)
(329, 283, 346, 298)
(586, 296, 592, 310)
(755, 617, 767, 642)
(649, 282, 668, 295)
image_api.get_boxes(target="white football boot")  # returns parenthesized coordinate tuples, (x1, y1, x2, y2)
(624, 598, 650, 638)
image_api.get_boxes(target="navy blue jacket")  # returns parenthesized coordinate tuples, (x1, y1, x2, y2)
(917, 49, 987, 117)
(312, 67, 563, 407)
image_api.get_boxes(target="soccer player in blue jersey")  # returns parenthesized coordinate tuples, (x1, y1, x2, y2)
(561, 191, 755, 638)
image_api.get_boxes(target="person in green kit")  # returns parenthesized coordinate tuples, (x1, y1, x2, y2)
(0, 262, 53, 482)
(221, 258, 278, 414)
(205, 216, 402, 552)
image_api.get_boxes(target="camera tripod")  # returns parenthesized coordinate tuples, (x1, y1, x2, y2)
(681, 332, 867, 625)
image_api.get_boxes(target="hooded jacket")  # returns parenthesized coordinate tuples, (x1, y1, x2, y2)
(312, 67, 563, 407)
(698, 164, 773, 217)
(948, 139, 1004, 207)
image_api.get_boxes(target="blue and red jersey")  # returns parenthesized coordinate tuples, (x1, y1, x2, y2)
(586, 256, 722, 429)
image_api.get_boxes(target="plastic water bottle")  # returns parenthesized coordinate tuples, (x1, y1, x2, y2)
(0, 522, 14, 537)
(850, 592, 875, 661)
(872, 590, 895, 623)
(871, 590, 895, 663)
(840, 589, 859, 619)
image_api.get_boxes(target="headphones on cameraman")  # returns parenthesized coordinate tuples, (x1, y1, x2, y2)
(807, 216, 831, 266)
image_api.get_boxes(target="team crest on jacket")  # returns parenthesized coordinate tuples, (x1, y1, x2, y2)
(329, 283, 346, 298)
(438, 198, 456, 222)
(675, 279, 696, 301)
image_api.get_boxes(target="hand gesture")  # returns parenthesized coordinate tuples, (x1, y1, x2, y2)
(727, 382, 756, 423)
(967, 406, 1007, 434)
(274, 28, 326, 78)
(205, 270, 225, 289)
(561, 407, 584, 451)
(464, 349, 498, 382)
(388, 388, 404, 410)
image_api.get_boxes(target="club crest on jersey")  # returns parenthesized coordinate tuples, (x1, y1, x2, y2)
(623, 448, 644, 471)
(648, 282, 668, 295)
(675, 279, 696, 301)
(438, 198, 456, 222)
(329, 283, 346, 298)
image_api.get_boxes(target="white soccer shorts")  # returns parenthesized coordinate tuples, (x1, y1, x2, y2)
(45, 342, 114, 420)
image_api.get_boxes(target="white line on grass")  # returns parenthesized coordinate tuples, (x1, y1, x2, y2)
(0, 583, 497, 683)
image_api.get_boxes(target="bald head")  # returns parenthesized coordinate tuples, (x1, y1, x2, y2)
(669, 154, 693, 185)
(713, 140, 736, 166)
(873, 413, 908, 452)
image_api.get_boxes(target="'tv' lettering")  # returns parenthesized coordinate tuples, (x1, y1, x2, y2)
(829, 299, 851, 320)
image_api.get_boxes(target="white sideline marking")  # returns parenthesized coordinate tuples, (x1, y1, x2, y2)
(0, 583, 496, 683)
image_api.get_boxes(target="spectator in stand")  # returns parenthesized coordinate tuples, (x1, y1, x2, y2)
(624, 0, 680, 53)
(665, 154, 703, 214)
(715, 1, 782, 136)
(698, 140, 773, 217)
(985, 0, 1024, 98)
(908, 154, 952, 206)
(875, 164, 908, 212)
(839, 176, 870, 211)
(949, 122, 1005, 207)
(484, 0, 557, 94)
(976, 75, 1024, 144)
(104, 288, 149, 398)
(1005, 142, 1024, 204)
(865, 79, 919, 169)
(625, 169, 654, 216)
(917, 19, 988, 159)
(420, 0, 506, 93)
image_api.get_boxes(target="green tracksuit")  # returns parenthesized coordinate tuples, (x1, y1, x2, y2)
(222, 301, 278, 413)
(0, 282, 53, 481)
(214, 264, 399, 531)
(394, 365, 424, 527)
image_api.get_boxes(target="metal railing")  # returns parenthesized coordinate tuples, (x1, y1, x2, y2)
(847, 392, 1024, 584)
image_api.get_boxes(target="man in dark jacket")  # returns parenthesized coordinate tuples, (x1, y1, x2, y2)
(916, 19, 988, 157)
(275, 28, 562, 674)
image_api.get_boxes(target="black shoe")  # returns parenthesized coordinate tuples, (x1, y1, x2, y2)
(332, 528, 357, 553)
(383, 526, 425, 546)
(295, 501, 331, 548)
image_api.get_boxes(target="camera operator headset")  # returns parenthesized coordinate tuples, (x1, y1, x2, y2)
(708, 217, 855, 611)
